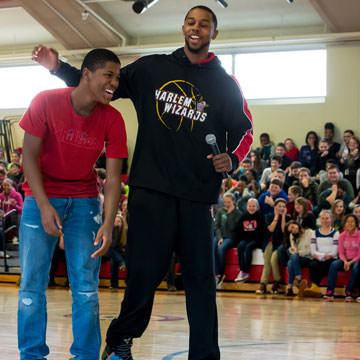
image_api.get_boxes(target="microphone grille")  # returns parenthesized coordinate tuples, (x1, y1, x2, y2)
(205, 134, 216, 145)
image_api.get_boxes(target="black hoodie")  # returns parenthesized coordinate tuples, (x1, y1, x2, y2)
(55, 48, 253, 204)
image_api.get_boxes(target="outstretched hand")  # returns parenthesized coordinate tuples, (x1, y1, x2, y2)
(32, 45, 60, 72)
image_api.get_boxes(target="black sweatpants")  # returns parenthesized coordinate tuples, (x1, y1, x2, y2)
(106, 187, 220, 360)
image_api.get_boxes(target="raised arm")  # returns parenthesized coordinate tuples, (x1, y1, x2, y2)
(32, 45, 81, 87)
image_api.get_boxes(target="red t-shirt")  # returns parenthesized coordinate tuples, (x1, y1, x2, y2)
(20, 88, 128, 197)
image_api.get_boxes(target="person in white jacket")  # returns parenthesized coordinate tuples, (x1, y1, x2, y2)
(284, 221, 313, 297)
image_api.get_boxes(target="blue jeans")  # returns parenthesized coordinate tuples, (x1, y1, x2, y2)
(327, 259, 360, 293)
(287, 253, 311, 286)
(237, 240, 257, 274)
(18, 196, 102, 360)
(213, 237, 236, 276)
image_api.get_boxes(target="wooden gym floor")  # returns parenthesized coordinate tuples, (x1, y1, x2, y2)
(1, 283, 360, 360)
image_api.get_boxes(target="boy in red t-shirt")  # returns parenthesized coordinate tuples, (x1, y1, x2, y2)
(18, 49, 128, 360)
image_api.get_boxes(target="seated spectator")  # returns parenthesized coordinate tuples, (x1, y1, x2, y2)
(226, 176, 254, 214)
(256, 198, 290, 295)
(256, 133, 274, 165)
(299, 131, 319, 175)
(269, 168, 287, 191)
(275, 143, 292, 170)
(339, 135, 360, 192)
(234, 198, 266, 282)
(352, 205, 360, 224)
(0, 178, 23, 216)
(0, 178, 23, 243)
(339, 129, 354, 159)
(331, 199, 346, 231)
(300, 210, 339, 297)
(323, 214, 360, 301)
(232, 157, 252, 181)
(260, 155, 282, 191)
(287, 185, 312, 216)
(243, 169, 261, 198)
(318, 165, 354, 199)
(8, 150, 22, 171)
(284, 161, 302, 189)
(284, 221, 312, 297)
(258, 178, 289, 216)
(324, 122, 340, 157)
(318, 181, 352, 214)
(315, 138, 336, 177)
(249, 150, 266, 175)
(284, 138, 299, 161)
(293, 197, 316, 230)
(213, 193, 241, 289)
(107, 212, 127, 289)
(294, 167, 318, 206)
(7, 162, 23, 186)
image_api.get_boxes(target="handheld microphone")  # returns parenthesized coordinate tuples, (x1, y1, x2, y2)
(205, 134, 229, 179)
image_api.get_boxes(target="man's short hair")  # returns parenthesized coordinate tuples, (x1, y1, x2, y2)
(271, 155, 282, 164)
(344, 129, 354, 135)
(96, 168, 106, 180)
(289, 185, 302, 196)
(276, 142, 286, 149)
(319, 138, 328, 144)
(81, 48, 120, 73)
(0, 168, 6, 176)
(327, 164, 339, 172)
(242, 157, 251, 164)
(185, 5, 218, 30)
(270, 178, 282, 188)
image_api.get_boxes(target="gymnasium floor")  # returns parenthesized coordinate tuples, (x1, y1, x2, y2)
(1, 284, 360, 360)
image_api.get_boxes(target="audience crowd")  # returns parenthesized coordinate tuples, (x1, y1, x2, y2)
(213, 122, 360, 302)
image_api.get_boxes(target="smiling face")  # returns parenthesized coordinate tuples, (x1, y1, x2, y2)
(344, 216, 357, 233)
(320, 212, 332, 227)
(288, 223, 300, 235)
(334, 201, 344, 215)
(182, 8, 218, 56)
(246, 200, 258, 214)
(84, 61, 120, 105)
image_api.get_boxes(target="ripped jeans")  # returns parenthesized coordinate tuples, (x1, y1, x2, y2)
(18, 196, 102, 360)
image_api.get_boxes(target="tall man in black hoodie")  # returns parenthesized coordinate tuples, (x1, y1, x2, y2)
(32, 5, 253, 360)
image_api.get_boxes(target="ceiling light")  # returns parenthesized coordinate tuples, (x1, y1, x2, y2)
(132, 0, 160, 14)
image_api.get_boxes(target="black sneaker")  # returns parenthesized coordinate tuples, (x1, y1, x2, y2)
(102, 337, 133, 360)
(271, 281, 280, 294)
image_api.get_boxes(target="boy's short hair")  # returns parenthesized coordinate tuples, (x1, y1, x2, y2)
(290, 161, 302, 169)
(299, 167, 310, 175)
(270, 178, 282, 188)
(81, 48, 120, 73)
(324, 122, 335, 131)
(271, 155, 282, 164)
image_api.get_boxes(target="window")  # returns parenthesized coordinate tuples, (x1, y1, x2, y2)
(218, 49, 327, 104)
(0, 65, 65, 110)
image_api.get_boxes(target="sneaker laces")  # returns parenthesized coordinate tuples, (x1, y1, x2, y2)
(113, 337, 133, 360)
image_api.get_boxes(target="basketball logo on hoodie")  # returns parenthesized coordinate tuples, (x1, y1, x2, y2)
(155, 80, 208, 131)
